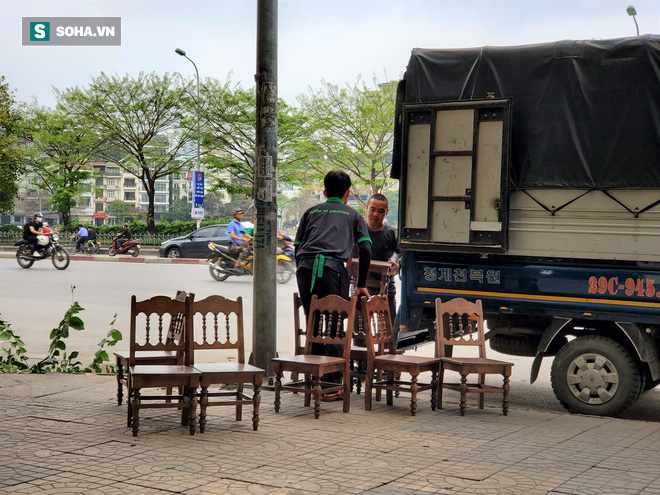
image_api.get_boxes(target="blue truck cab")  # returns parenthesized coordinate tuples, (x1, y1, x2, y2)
(393, 36, 660, 416)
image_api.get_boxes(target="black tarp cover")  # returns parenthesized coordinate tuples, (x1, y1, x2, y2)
(396, 36, 660, 189)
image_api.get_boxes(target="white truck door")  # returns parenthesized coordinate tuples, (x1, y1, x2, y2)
(400, 99, 510, 252)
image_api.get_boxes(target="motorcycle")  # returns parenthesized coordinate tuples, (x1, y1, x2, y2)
(207, 241, 295, 284)
(279, 233, 295, 259)
(15, 232, 70, 270)
(108, 235, 141, 257)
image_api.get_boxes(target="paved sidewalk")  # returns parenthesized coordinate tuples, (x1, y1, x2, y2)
(1, 373, 660, 494)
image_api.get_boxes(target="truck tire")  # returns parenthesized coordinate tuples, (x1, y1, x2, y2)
(489, 335, 539, 356)
(551, 335, 642, 416)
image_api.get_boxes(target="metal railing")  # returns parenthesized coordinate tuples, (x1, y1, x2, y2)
(0, 232, 171, 247)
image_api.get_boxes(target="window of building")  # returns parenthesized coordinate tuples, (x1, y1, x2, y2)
(155, 205, 167, 213)
(107, 190, 116, 200)
(155, 194, 168, 203)
(95, 202, 104, 212)
(140, 194, 149, 203)
(155, 183, 167, 192)
(107, 178, 116, 187)
(106, 167, 120, 176)
(124, 192, 135, 201)
(124, 179, 136, 188)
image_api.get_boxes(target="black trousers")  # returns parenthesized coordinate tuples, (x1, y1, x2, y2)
(296, 262, 349, 384)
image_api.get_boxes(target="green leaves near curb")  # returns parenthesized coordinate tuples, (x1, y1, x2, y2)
(0, 286, 122, 374)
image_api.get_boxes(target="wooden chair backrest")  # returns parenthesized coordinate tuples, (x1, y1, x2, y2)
(303, 294, 357, 360)
(360, 295, 396, 358)
(293, 292, 305, 355)
(191, 295, 245, 364)
(129, 294, 194, 365)
(434, 298, 487, 359)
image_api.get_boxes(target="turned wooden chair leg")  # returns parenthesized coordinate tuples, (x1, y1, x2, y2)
(116, 358, 124, 406)
(410, 373, 419, 416)
(430, 368, 438, 411)
(131, 389, 141, 437)
(503, 369, 511, 416)
(478, 373, 485, 409)
(252, 375, 262, 430)
(274, 368, 282, 413)
(199, 385, 208, 433)
(313, 377, 322, 419)
(187, 386, 197, 436)
(459, 373, 468, 417)
(236, 383, 243, 421)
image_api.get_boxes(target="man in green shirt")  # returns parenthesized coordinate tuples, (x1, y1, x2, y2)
(294, 171, 372, 396)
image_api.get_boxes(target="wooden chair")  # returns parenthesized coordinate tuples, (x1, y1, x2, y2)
(114, 290, 187, 406)
(362, 295, 441, 415)
(190, 295, 264, 433)
(127, 294, 201, 436)
(434, 298, 514, 416)
(346, 259, 390, 394)
(273, 294, 357, 419)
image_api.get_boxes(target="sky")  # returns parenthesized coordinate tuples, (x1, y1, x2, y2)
(1, 0, 659, 108)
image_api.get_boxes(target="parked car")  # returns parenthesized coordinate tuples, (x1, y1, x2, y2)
(158, 224, 230, 258)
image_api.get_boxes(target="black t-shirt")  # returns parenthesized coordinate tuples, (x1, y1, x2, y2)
(294, 198, 371, 263)
(368, 224, 399, 263)
(87, 228, 97, 240)
(121, 228, 132, 240)
(23, 220, 42, 239)
(366, 223, 400, 291)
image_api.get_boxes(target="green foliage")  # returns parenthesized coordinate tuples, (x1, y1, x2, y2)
(0, 76, 25, 214)
(0, 225, 21, 233)
(30, 287, 85, 373)
(161, 197, 191, 222)
(59, 71, 197, 233)
(296, 75, 397, 208)
(85, 314, 122, 373)
(0, 317, 29, 372)
(198, 78, 311, 196)
(20, 106, 101, 226)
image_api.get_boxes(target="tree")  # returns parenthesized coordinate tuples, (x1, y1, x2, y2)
(197, 78, 311, 197)
(0, 77, 25, 214)
(161, 197, 191, 222)
(107, 201, 141, 223)
(296, 75, 397, 208)
(59, 72, 197, 232)
(21, 106, 102, 226)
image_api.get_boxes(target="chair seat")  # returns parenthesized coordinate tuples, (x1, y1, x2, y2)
(194, 362, 264, 373)
(441, 357, 513, 367)
(131, 364, 201, 376)
(273, 355, 346, 366)
(375, 354, 442, 367)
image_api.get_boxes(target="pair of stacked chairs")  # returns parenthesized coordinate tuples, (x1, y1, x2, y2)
(115, 293, 264, 436)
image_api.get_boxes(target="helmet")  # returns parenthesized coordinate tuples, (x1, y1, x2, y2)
(232, 208, 244, 216)
(34, 211, 43, 219)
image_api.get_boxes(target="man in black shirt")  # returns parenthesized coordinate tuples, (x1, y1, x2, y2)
(365, 194, 401, 324)
(295, 171, 372, 394)
(22, 212, 44, 253)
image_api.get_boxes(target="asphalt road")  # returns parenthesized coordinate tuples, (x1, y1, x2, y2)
(2, 257, 660, 422)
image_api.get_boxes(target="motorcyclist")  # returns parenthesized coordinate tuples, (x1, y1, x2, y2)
(22, 212, 44, 253)
(87, 226, 98, 249)
(227, 208, 252, 270)
(115, 224, 132, 251)
(74, 224, 88, 252)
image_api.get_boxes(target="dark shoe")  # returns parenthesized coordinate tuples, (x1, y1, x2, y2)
(320, 390, 344, 402)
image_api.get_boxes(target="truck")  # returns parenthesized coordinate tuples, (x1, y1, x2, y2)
(392, 35, 660, 416)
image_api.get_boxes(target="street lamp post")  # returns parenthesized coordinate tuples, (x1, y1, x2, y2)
(175, 48, 202, 228)
(627, 5, 640, 36)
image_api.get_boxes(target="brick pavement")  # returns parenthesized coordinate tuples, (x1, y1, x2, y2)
(1, 374, 660, 494)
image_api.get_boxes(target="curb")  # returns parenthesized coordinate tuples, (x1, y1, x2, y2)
(0, 251, 207, 264)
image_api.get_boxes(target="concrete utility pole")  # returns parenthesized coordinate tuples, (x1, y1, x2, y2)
(251, 0, 278, 379)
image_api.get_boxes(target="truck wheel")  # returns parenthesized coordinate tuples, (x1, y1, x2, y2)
(551, 335, 642, 416)
(489, 335, 539, 356)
